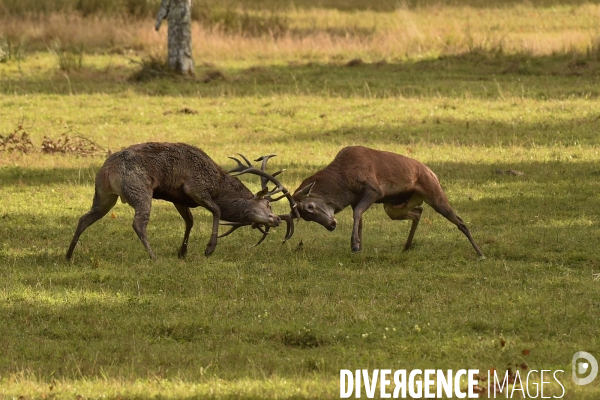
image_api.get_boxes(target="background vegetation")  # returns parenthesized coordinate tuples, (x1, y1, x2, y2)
(1, 0, 600, 398)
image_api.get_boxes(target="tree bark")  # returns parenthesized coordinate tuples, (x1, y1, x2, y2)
(155, 0, 195, 76)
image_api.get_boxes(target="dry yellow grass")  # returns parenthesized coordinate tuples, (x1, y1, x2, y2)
(2, 4, 600, 65)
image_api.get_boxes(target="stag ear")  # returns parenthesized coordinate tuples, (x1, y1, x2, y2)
(295, 182, 315, 199)
(253, 186, 269, 199)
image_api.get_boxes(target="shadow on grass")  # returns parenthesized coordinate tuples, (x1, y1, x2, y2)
(1, 156, 600, 384)
(2, 131, 600, 187)
(3, 50, 600, 100)
(270, 117, 600, 147)
(2, 159, 599, 262)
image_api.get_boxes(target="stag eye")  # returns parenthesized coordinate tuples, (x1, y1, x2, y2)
(307, 204, 314, 211)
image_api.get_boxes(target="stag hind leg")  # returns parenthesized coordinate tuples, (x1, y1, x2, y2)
(174, 204, 193, 259)
(403, 207, 423, 251)
(384, 198, 424, 251)
(426, 197, 486, 260)
(123, 194, 157, 261)
(66, 190, 118, 260)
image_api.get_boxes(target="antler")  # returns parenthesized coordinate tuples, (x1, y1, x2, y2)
(227, 153, 300, 220)
(218, 222, 273, 247)
(222, 153, 299, 245)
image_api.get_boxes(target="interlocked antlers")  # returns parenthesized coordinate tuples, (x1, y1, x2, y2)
(219, 153, 300, 246)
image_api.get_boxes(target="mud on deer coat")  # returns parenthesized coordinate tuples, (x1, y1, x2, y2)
(66, 142, 297, 261)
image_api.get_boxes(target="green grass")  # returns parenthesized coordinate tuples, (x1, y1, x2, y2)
(2, 10, 600, 399)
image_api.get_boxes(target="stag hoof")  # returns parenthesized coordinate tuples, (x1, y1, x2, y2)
(178, 247, 188, 259)
(351, 245, 362, 253)
(205, 245, 216, 257)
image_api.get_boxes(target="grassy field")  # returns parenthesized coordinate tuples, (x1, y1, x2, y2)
(1, 2, 600, 399)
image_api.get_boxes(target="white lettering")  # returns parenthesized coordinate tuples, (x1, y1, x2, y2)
(380, 369, 391, 398)
(553, 370, 565, 399)
(511, 370, 525, 398)
(340, 370, 353, 398)
(393, 370, 407, 398)
(493, 370, 509, 398)
(468, 369, 479, 398)
(363, 369, 379, 399)
(408, 369, 423, 398)
(424, 370, 435, 398)
(526, 370, 539, 398)
(541, 370, 551, 398)
(454, 369, 466, 399)
(437, 370, 453, 398)
(338, 368, 567, 399)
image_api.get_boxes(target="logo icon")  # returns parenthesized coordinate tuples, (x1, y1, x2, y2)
(572, 351, 598, 385)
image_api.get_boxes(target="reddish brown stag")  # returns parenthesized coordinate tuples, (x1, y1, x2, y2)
(292, 146, 485, 259)
(66, 142, 298, 261)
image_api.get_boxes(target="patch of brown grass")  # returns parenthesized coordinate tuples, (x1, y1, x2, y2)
(2, 4, 600, 64)
(0, 14, 164, 53)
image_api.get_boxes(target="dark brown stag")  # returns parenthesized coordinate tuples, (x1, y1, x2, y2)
(66, 142, 298, 261)
(292, 146, 485, 259)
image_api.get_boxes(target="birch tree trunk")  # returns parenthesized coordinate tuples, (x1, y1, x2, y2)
(155, 0, 195, 76)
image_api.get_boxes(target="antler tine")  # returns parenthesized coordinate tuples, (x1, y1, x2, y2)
(219, 221, 248, 226)
(226, 153, 300, 244)
(227, 156, 250, 174)
(233, 166, 300, 219)
(252, 225, 270, 247)
(254, 154, 277, 170)
(218, 224, 246, 238)
(279, 214, 295, 242)
(237, 153, 253, 167)
(267, 193, 286, 202)
(254, 224, 269, 235)
(264, 186, 285, 202)
(254, 154, 277, 190)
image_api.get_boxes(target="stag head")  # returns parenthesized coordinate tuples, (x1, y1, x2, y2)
(219, 153, 299, 246)
(293, 182, 337, 231)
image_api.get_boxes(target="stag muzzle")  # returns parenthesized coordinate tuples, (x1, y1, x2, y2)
(327, 219, 337, 231)
(268, 215, 282, 227)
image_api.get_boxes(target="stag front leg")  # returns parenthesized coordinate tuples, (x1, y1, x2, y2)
(351, 189, 381, 252)
(183, 187, 221, 257)
(174, 204, 193, 258)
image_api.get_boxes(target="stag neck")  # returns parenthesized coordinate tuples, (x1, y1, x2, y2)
(297, 169, 355, 213)
(215, 196, 255, 223)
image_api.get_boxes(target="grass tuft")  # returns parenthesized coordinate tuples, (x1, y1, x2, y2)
(49, 39, 84, 72)
(281, 329, 326, 349)
(0, 35, 26, 62)
(0, 124, 34, 153)
(128, 55, 177, 81)
(194, 7, 289, 38)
